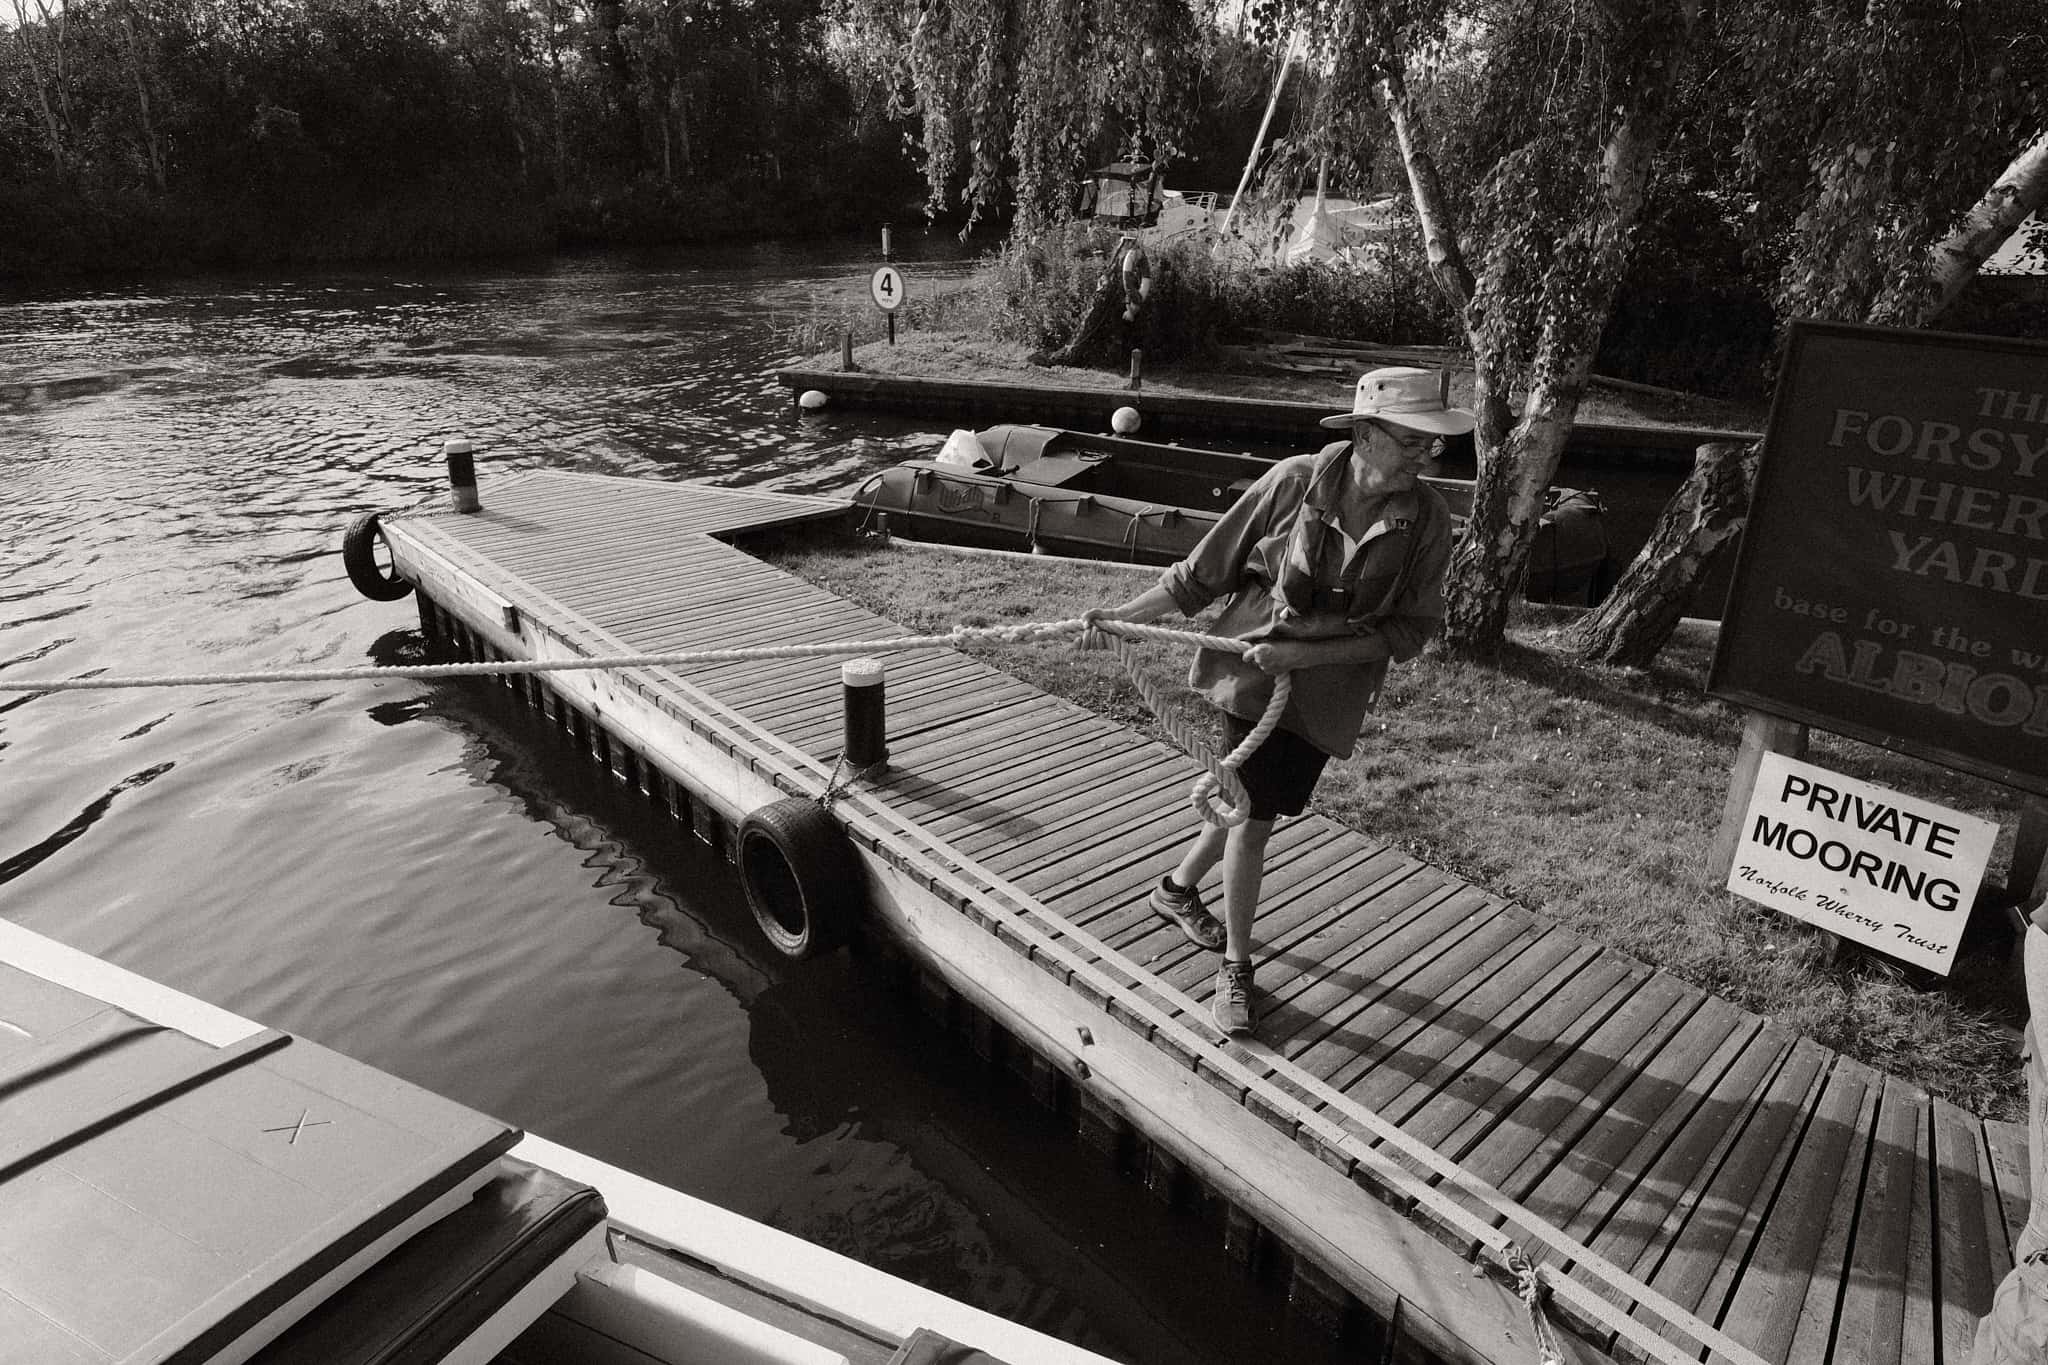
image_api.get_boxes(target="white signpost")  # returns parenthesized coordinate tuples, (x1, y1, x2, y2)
(1727, 752, 1998, 973)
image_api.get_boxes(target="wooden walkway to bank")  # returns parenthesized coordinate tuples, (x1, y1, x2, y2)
(379, 471, 2026, 1365)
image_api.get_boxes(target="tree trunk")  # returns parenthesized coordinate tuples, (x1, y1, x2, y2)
(1567, 440, 1757, 665)
(1579, 127, 2048, 667)
(1376, 68, 1474, 311)
(1873, 128, 2048, 324)
(1384, 3, 1697, 657)
(119, 3, 165, 192)
(1441, 99, 1672, 654)
(1443, 369, 1594, 649)
(1046, 239, 1144, 366)
(12, 0, 71, 176)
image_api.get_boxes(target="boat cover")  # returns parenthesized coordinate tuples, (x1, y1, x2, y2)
(249, 1158, 606, 1364)
(0, 960, 520, 1364)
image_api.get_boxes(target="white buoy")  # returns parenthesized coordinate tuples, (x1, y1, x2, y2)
(799, 389, 829, 411)
(1111, 405, 1141, 434)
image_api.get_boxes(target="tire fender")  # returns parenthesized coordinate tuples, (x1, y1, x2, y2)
(737, 797, 863, 959)
(342, 512, 413, 601)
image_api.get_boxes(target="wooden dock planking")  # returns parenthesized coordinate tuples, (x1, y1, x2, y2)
(379, 472, 2030, 1365)
(1283, 903, 1535, 1081)
(1386, 953, 1640, 1150)
(1712, 1058, 1883, 1365)
(1830, 1078, 1923, 1365)
(1631, 1038, 1836, 1336)
(1340, 932, 1602, 1117)
(1063, 817, 1348, 933)
(1467, 974, 1702, 1196)
(1530, 997, 1756, 1235)
(1933, 1099, 2002, 1363)
(1183, 861, 1460, 1006)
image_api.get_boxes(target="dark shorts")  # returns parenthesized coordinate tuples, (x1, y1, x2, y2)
(1221, 713, 1329, 820)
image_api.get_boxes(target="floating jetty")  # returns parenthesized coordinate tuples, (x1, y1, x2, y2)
(775, 366, 1760, 463)
(371, 467, 2025, 1365)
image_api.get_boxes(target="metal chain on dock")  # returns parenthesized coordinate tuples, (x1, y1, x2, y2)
(0, 617, 1287, 826)
(814, 754, 887, 811)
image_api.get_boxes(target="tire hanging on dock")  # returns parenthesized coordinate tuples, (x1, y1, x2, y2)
(736, 798, 862, 959)
(341, 513, 413, 601)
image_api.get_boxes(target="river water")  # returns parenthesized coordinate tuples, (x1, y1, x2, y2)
(0, 237, 1411, 1363)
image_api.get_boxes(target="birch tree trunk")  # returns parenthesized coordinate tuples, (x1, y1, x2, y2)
(1572, 127, 2048, 667)
(1565, 440, 1757, 666)
(1873, 128, 2048, 324)
(1436, 13, 1690, 653)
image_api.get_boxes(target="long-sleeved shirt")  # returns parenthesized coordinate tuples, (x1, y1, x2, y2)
(1158, 444, 1453, 757)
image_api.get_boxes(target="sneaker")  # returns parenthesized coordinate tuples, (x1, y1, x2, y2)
(1149, 877, 1225, 951)
(1212, 960, 1257, 1037)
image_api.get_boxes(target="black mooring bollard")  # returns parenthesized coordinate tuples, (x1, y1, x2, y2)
(842, 657, 888, 769)
(445, 438, 480, 513)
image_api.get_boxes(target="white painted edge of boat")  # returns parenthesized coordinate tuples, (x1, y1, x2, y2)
(561, 1261, 852, 1365)
(439, 1220, 613, 1365)
(0, 920, 1121, 1365)
(515, 1133, 1124, 1365)
(0, 918, 265, 1045)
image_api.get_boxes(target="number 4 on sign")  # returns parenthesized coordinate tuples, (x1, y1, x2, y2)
(870, 266, 905, 313)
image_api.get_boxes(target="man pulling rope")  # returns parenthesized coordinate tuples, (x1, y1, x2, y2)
(1084, 366, 1466, 1037)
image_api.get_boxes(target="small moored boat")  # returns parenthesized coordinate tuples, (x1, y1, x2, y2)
(0, 917, 1115, 1365)
(849, 424, 1619, 605)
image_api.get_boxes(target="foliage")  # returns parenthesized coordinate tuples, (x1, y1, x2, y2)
(1722, 0, 2048, 327)
(833, 0, 1206, 228)
(1594, 187, 1776, 400)
(0, 0, 928, 274)
(966, 219, 1456, 362)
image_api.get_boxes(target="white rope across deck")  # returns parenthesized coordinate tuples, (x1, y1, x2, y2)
(0, 617, 1293, 827)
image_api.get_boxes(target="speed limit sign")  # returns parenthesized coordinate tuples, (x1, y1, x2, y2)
(869, 265, 906, 312)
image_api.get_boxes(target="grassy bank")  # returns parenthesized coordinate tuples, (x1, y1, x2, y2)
(755, 529, 2028, 1120)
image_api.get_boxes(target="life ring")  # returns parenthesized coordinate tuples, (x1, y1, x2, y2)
(342, 513, 413, 601)
(737, 797, 862, 959)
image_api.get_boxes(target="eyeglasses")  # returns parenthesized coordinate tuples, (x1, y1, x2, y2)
(1358, 422, 1436, 455)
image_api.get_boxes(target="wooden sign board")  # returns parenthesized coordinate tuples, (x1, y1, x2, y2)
(1728, 752, 1997, 973)
(1709, 321, 2048, 796)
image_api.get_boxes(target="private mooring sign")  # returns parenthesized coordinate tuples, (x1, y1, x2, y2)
(1729, 753, 1996, 973)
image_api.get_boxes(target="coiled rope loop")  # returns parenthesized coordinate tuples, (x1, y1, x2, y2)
(1084, 626, 1288, 828)
(0, 617, 1291, 828)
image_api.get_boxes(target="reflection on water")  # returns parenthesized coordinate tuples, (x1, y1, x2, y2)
(0, 240, 1360, 1364)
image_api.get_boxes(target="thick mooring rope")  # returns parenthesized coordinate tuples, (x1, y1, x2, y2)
(1088, 628, 1290, 827)
(0, 617, 1293, 827)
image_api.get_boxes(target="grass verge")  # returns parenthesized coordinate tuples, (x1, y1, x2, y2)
(786, 329, 1766, 436)
(754, 528, 2029, 1120)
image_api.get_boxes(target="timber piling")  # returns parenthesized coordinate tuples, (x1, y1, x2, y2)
(376, 468, 2027, 1365)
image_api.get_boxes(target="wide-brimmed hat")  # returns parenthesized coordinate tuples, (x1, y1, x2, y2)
(1319, 366, 1475, 434)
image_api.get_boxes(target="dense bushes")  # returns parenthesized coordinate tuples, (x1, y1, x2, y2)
(967, 213, 1463, 364)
